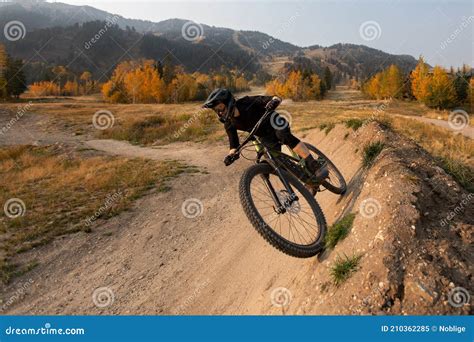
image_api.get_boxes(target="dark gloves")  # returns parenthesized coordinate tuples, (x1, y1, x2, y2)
(224, 153, 240, 166)
(265, 96, 281, 111)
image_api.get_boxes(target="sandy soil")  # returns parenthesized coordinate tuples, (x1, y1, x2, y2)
(0, 89, 472, 315)
(1, 119, 471, 315)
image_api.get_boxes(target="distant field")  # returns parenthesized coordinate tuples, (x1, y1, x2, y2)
(3, 88, 472, 188)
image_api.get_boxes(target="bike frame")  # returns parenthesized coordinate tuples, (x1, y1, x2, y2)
(233, 110, 300, 213)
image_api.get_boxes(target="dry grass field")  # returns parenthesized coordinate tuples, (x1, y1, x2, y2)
(0, 144, 196, 283)
(3, 88, 472, 190)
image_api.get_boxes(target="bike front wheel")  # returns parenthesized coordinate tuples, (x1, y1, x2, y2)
(239, 163, 327, 258)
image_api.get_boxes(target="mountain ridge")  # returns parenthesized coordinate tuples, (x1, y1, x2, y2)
(0, 1, 419, 82)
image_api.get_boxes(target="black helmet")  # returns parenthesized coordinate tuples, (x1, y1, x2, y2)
(202, 88, 235, 123)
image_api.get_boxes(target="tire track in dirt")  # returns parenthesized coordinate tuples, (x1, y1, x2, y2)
(2, 126, 362, 314)
(3, 123, 471, 315)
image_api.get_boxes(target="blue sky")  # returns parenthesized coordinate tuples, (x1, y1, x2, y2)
(61, 0, 473, 68)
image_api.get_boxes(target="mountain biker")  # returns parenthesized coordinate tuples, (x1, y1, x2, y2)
(202, 88, 328, 182)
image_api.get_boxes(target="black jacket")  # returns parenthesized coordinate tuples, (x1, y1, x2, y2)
(225, 95, 275, 149)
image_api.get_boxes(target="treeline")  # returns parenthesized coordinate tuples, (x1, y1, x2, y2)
(102, 60, 250, 104)
(29, 68, 99, 96)
(410, 58, 471, 109)
(0, 44, 27, 100)
(363, 57, 472, 109)
(362, 65, 407, 99)
(265, 67, 332, 101)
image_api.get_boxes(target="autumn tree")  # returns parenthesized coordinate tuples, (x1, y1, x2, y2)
(265, 70, 324, 101)
(363, 64, 404, 99)
(80, 71, 93, 94)
(102, 59, 248, 104)
(423, 66, 457, 109)
(52, 65, 68, 93)
(410, 57, 430, 102)
(30, 81, 60, 96)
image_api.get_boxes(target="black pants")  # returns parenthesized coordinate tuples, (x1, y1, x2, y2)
(257, 112, 300, 151)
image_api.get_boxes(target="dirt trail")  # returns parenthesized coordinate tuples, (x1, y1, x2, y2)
(2, 125, 363, 315)
(394, 114, 473, 139)
(3, 119, 472, 315)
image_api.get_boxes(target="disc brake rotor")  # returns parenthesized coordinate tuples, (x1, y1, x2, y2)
(276, 190, 301, 214)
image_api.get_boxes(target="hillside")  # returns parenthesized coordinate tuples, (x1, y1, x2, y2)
(303, 43, 419, 79)
(1, 21, 261, 82)
(0, 1, 419, 82)
(0, 115, 471, 314)
(0, 1, 156, 32)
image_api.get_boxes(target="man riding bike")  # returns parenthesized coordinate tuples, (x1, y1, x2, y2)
(202, 88, 328, 183)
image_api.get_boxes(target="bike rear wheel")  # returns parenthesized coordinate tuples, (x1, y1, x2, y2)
(239, 163, 327, 258)
(306, 143, 347, 195)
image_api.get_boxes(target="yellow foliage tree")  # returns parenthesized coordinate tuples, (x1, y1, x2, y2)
(102, 60, 248, 104)
(363, 64, 404, 99)
(80, 71, 93, 94)
(265, 70, 324, 101)
(423, 66, 457, 109)
(63, 80, 79, 96)
(410, 57, 430, 101)
(30, 81, 61, 96)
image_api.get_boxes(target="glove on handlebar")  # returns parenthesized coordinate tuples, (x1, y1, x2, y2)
(224, 153, 240, 166)
(265, 97, 281, 111)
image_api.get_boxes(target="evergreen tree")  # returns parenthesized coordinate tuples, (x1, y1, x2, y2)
(324, 67, 332, 90)
(453, 73, 469, 104)
(5, 58, 27, 98)
(0, 44, 8, 99)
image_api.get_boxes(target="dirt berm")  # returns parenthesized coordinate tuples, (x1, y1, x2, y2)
(2, 122, 472, 315)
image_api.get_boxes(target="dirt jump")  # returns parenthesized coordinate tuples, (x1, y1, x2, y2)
(1, 121, 472, 315)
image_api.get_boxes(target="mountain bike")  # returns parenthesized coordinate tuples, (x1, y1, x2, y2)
(225, 109, 346, 258)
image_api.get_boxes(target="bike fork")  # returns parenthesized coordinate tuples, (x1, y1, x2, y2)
(261, 152, 299, 213)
